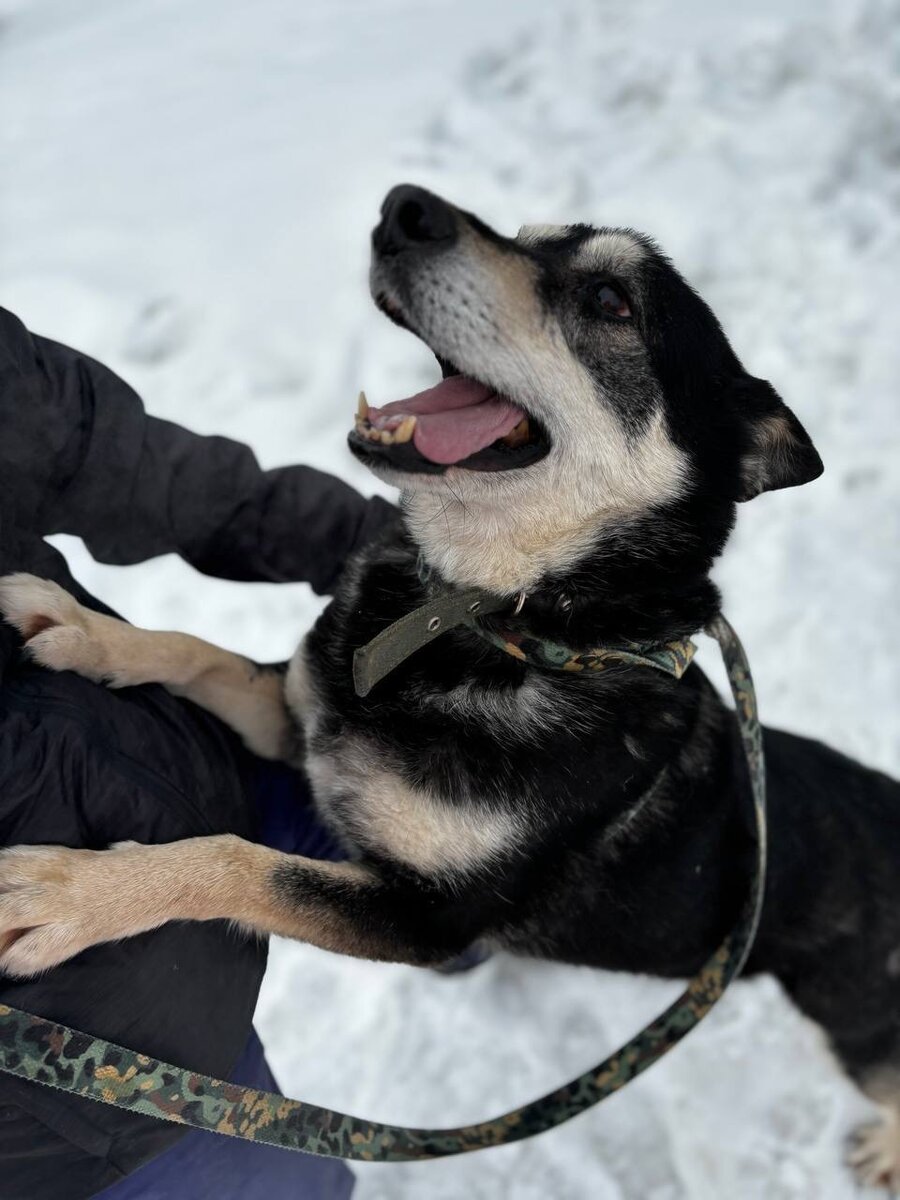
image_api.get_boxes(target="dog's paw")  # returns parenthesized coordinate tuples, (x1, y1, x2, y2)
(0, 843, 151, 977)
(847, 1111, 900, 1191)
(0, 574, 83, 640)
(0, 573, 128, 685)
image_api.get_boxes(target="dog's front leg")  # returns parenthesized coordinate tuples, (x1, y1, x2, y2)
(0, 836, 452, 978)
(0, 573, 293, 761)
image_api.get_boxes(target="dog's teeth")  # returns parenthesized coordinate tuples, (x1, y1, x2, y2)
(355, 407, 415, 447)
(393, 416, 416, 444)
(503, 416, 531, 447)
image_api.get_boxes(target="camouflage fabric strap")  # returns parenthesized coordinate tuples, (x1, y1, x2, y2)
(0, 614, 765, 1162)
(474, 623, 697, 679)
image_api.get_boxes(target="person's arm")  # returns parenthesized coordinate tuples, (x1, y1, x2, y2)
(0, 307, 398, 593)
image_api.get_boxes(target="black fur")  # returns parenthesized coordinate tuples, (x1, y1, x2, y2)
(296, 520, 900, 1094)
(287, 189, 894, 1098)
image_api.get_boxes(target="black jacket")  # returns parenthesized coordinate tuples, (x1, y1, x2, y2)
(0, 307, 396, 1198)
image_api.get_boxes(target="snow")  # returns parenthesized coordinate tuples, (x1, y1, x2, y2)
(2, 0, 899, 1194)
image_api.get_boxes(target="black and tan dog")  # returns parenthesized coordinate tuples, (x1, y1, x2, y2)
(1, 186, 898, 1186)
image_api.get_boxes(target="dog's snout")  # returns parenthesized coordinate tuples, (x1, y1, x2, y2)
(373, 185, 457, 257)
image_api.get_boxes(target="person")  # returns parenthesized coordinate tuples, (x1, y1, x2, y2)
(0, 305, 399, 1199)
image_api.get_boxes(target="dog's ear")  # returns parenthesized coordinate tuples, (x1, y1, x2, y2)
(730, 376, 823, 502)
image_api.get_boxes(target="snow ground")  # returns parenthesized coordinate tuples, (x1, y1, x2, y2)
(1, 0, 899, 1195)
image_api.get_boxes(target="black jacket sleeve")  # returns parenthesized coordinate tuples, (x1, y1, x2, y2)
(0, 307, 398, 593)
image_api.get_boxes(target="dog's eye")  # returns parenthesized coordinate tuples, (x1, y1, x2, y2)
(591, 283, 632, 320)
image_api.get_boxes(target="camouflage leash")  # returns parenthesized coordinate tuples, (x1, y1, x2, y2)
(0, 614, 765, 1162)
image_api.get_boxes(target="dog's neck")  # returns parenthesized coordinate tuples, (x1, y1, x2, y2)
(403, 490, 731, 646)
(403, 488, 616, 597)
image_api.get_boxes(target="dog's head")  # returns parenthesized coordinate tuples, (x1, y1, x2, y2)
(352, 185, 822, 594)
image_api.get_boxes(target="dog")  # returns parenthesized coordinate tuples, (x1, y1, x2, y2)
(1, 185, 898, 1187)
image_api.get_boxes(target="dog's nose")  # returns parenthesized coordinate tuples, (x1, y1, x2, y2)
(373, 185, 457, 257)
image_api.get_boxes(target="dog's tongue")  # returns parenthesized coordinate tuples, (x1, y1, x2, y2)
(369, 375, 524, 465)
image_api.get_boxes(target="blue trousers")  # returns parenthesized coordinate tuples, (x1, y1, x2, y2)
(96, 761, 354, 1200)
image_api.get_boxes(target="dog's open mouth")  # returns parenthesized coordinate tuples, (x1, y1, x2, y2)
(348, 297, 550, 475)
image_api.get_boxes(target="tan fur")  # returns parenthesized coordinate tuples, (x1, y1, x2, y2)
(289, 643, 527, 875)
(516, 223, 573, 246)
(0, 574, 292, 760)
(741, 411, 800, 496)
(571, 229, 647, 272)
(284, 640, 317, 729)
(354, 774, 522, 876)
(847, 1068, 900, 1189)
(405, 405, 686, 594)
(0, 836, 378, 976)
(305, 737, 524, 876)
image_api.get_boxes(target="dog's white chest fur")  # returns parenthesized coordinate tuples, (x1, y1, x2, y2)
(285, 646, 524, 877)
